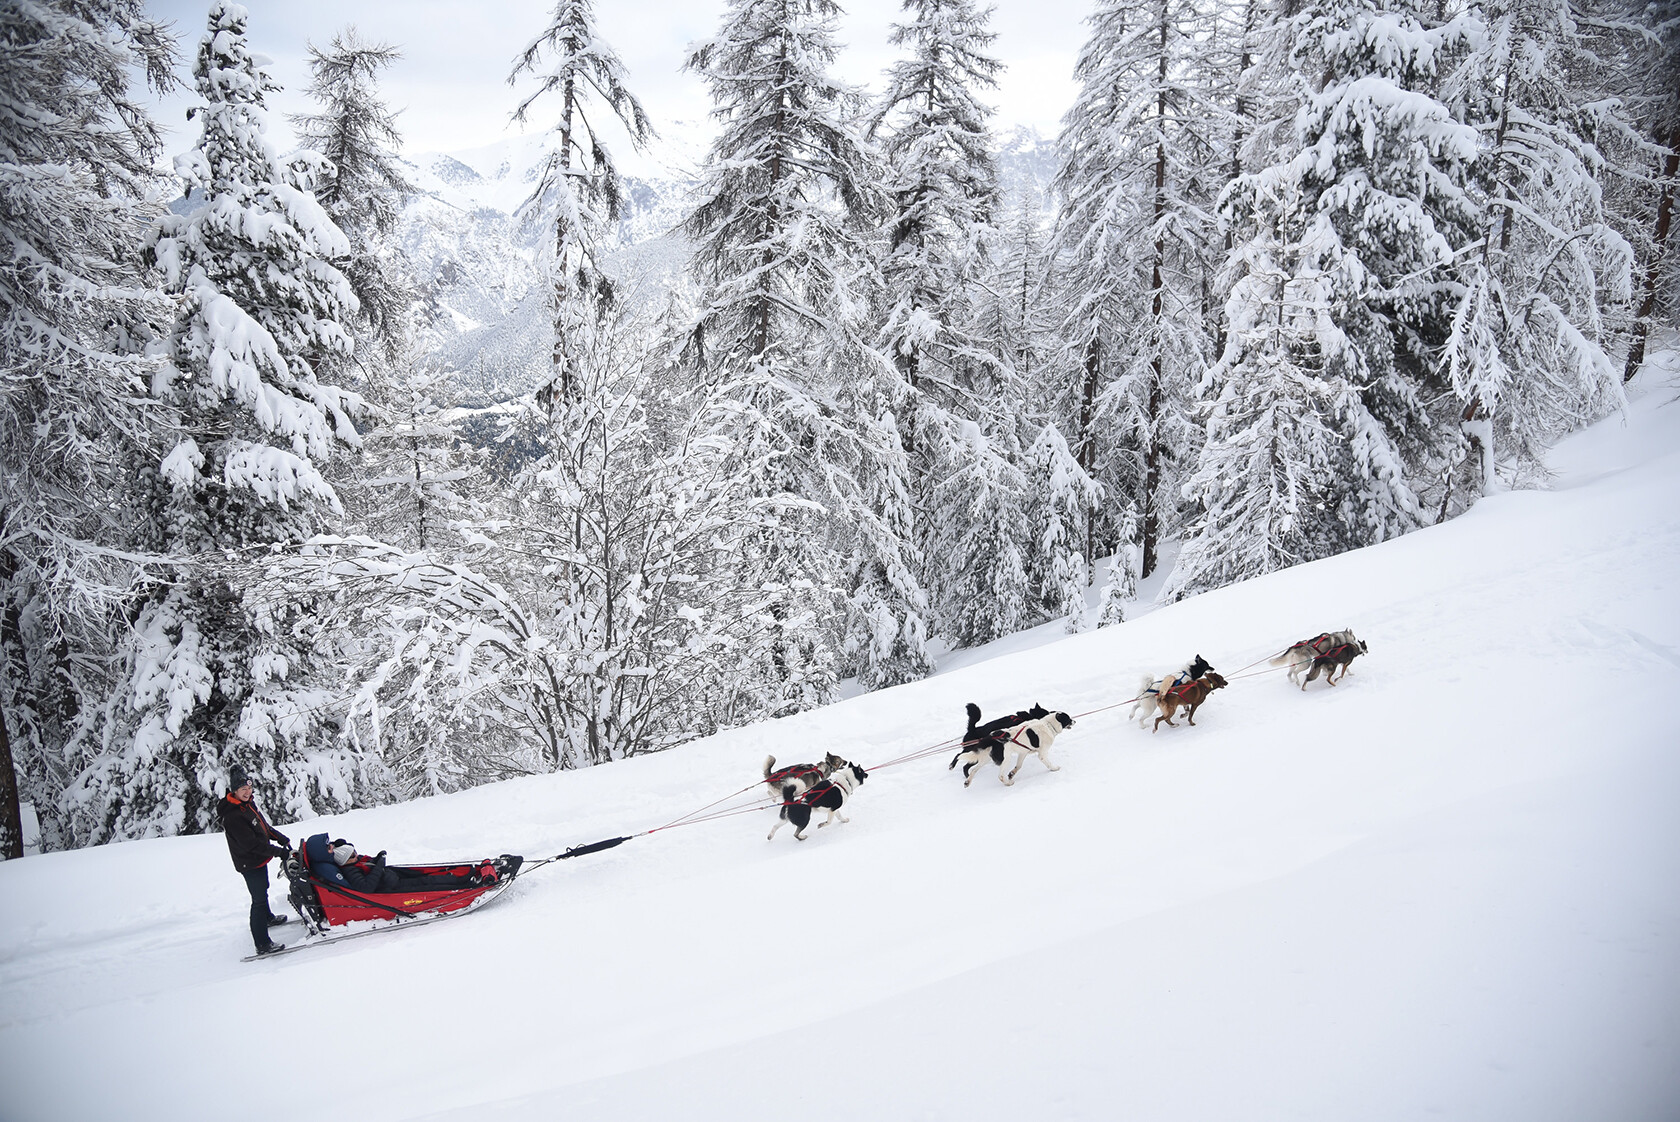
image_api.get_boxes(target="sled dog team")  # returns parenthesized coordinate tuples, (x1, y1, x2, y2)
(762, 628, 1367, 842)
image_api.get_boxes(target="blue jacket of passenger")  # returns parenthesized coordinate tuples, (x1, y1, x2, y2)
(303, 833, 348, 886)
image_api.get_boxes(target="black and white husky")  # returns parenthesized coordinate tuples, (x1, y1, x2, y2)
(1129, 655, 1214, 729)
(950, 706, 1075, 787)
(767, 762, 869, 841)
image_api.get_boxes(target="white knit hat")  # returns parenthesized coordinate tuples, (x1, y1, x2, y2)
(331, 843, 357, 866)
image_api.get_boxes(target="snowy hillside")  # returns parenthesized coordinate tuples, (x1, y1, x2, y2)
(3, 357, 1676, 1122)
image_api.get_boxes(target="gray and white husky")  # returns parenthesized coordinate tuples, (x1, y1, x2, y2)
(763, 752, 847, 804)
(1269, 629, 1364, 689)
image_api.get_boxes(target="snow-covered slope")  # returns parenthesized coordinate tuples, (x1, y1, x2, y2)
(3, 357, 1677, 1122)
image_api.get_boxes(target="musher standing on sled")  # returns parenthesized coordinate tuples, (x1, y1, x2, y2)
(217, 766, 292, 957)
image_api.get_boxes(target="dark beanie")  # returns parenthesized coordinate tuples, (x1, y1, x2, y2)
(229, 765, 250, 791)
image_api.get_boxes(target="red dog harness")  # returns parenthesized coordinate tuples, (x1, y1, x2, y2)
(766, 763, 826, 790)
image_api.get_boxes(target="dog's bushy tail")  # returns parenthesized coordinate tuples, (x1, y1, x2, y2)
(965, 702, 981, 732)
(763, 755, 776, 780)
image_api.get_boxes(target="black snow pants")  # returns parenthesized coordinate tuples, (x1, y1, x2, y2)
(241, 865, 279, 950)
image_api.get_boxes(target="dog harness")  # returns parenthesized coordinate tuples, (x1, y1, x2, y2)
(767, 763, 825, 789)
(1146, 671, 1196, 699)
(793, 780, 836, 806)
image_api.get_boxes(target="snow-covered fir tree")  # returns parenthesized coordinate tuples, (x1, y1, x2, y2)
(1050, 0, 1222, 582)
(1443, 0, 1638, 496)
(510, 0, 654, 406)
(926, 416, 1032, 645)
(83, 2, 364, 841)
(866, 0, 1002, 415)
(683, 0, 888, 707)
(1617, 0, 1680, 382)
(865, 0, 1005, 663)
(1176, 0, 1455, 590)
(972, 188, 1057, 394)
(1166, 169, 1385, 599)
(1285, 0, 1477, 533)
(1095, 510, 1140, 628)
(0, 0, 177, 854)
(343, 363, 480, 552)
(928, 191, 1052, 646)
(1024, 422, 1102, 632)
(293, 27, 413, 362)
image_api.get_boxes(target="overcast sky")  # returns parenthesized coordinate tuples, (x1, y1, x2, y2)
(144, 0, 1093, 165)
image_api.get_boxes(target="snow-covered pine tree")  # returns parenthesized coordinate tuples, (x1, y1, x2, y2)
(842, 401, 938, 690)
(293, 27, 413, 362)
(926, 416, 1031, 645)
(866, 0, 1002, 421)
(510, 0, 653, 407)
(862, 0, 1004, 677)
(1050, 0, 1222, 583)
(82, 2, 365, 841)
(683, 0, 884, 709)
(1164, 169, 1355, 598)
(0, 0, 177, 854)
(973, 188, 1058, 397)
(1095, 503, 1141, 627)
(1203, 0, 1292, 366)
(1179, 0, 1458, 588)
(1024, 422, 1102, 632)
(293, 26, 474, 563)
(344, 362, 481, 551)
(928, 191, 1050, 647)
(1285, 0, 1478, 536)
(1443, 0, 1638, 496)
(1618, 0, 1679, 382)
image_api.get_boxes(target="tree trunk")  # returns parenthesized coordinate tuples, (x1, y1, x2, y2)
(0, 689, 22, 859)
(1624, 131, 1679, 383)
(1076, 335, 1102, 573)
(1143, 17, 1169, 582)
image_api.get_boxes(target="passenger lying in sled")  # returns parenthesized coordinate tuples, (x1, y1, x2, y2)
(301, 833, 496, 893)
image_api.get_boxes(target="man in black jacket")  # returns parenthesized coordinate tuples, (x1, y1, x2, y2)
(216, 766, 292, 957)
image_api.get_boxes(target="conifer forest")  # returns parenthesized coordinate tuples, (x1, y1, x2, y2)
(2, 0, 1675, 854)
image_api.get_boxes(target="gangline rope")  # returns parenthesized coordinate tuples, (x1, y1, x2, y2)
(521, 640, 1352, 870)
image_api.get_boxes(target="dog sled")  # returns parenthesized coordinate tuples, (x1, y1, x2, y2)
(278, 843, 525, 942)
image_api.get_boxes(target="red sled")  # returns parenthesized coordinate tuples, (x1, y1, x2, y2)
(283, 846, 524, 935)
